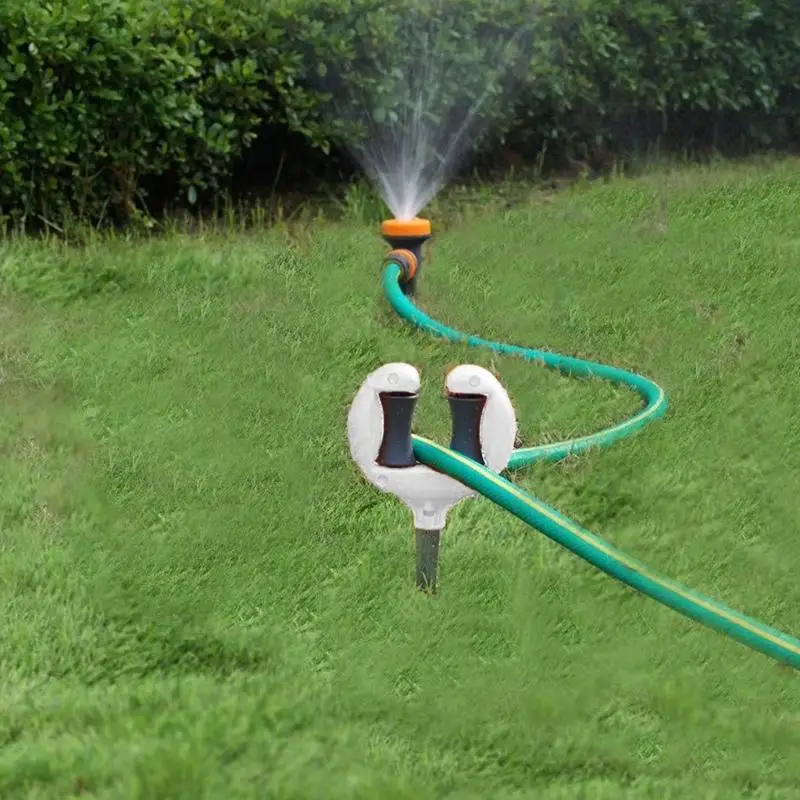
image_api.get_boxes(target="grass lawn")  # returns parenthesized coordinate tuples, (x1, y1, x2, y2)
(1, 159, 800, 798)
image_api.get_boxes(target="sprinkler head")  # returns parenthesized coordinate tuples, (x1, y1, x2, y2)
(381, 218, 432, 297)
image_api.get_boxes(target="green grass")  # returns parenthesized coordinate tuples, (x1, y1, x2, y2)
(2, 158, 800, 798)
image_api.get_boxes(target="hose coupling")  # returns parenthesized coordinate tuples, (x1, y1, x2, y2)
(384, 248, 418, 285)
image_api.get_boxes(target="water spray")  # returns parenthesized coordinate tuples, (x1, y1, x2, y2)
(346, 217, 800, 669)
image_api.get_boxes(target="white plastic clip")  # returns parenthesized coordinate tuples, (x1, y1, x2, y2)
(347, 362, 517, 530)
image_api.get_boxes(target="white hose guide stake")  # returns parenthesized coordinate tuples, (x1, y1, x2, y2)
(347, 362, 517, 591)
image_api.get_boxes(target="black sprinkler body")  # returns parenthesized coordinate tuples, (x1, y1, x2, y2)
(448, 393, 486, 464)
(381, 218, 432, 297)
(377, 391, 418, 467)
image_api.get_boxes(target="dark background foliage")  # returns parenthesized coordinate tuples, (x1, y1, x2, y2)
(1, 0, 798, 227)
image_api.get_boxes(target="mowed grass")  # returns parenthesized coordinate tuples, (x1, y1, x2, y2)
(2, 159, 800, 798)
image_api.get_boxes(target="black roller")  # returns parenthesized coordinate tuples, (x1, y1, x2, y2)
(377, 391, 417, 467)
(448, 393, 486, 464)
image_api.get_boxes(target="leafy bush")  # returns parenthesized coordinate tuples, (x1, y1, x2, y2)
(0, 0, 268, 226)
(507, 0, 800, 161)
(240, 0, 800, 178)
(1, 0, 799, 228)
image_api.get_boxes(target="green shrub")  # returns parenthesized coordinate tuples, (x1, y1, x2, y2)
(1, 0, 799, 228)
(257, 0, 800, 177)
(0, 0, 268, 226)
(507, 0, 800, 159)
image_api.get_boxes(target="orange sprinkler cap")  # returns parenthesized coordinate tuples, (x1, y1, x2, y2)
(380, 218, 432, 238)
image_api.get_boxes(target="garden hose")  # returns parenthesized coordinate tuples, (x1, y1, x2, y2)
(381, 255, 800, 670)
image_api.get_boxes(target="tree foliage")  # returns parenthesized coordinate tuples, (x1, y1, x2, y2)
(1, 0, 798, 226)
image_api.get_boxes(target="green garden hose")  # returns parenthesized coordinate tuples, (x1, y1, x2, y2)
(382, 260, 800, 670)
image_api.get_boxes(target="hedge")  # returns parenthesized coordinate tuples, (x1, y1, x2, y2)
(1, 0, 799, 227)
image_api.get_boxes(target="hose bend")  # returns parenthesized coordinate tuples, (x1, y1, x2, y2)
(382, 260, 800, 669)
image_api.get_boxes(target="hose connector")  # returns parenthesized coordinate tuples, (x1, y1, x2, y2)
(383, 248, 418, 287)
(381, 218, 432, 297)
